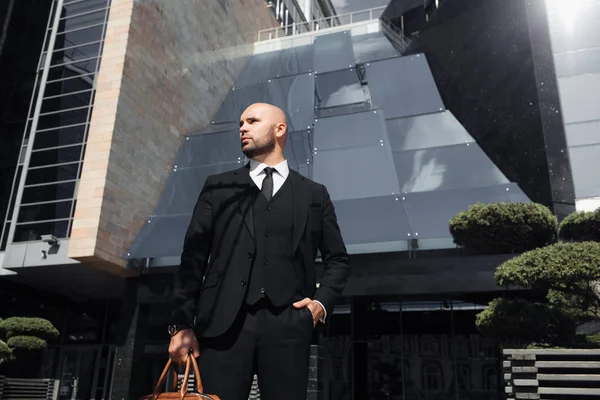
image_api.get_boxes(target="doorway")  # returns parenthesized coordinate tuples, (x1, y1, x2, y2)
(56, 345, 116, 400)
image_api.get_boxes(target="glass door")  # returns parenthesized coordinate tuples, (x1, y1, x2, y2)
(57, 346, 101, 400)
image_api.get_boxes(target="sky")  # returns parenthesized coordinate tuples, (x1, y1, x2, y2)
(330, 0, 390, 14)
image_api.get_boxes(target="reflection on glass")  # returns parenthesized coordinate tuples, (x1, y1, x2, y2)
(393, 143, 508, 193)
(386, 111, 474, 152)
(315, 68, 367, 109)
(333, 196, 411, 244)
(235, 45, 314, 86)
(14, 220, 70, 242)
(352, 32, 399, 64)
(313, 31, 356, 73)
(366, 54, 445, 119)
(569, 144, 600, 198)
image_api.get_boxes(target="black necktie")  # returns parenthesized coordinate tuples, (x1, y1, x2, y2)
(261, 167, 275, 202)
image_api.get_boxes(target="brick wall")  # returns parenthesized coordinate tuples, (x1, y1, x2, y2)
(69, 0, 278, 274)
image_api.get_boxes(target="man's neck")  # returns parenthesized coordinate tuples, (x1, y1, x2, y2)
(252, 153, 284, 167)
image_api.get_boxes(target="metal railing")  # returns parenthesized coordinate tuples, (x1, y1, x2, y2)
(257, 5, 387, 41)
(380, 16, 411, 52)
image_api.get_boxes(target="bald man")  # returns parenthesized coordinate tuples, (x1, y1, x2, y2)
(167, 103, 349, 400)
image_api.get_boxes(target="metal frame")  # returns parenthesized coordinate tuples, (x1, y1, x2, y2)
(257, 5, 386, 41)
(1, 0, 111, 250)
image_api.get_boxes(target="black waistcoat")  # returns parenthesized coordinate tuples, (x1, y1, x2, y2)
(246, 177, 302, 306)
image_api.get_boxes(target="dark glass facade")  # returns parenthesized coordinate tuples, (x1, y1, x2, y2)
(1, 0, 111, 248)
(406, 0, 575, 219)
(0, 0, 53, 250)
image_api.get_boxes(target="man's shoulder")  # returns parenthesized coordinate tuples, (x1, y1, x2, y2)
(205, 165, 246, 183)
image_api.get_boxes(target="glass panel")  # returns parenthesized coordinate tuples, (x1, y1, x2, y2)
(558, 72, 600, 124)
(352, 32, 399, 64)
(314, 110, 388, 151)
(48, 56, 99, 74)
(30, 145, 84, 167)
(401, 183, 530, 239)
(393, 142, 509, 193)
(34, 124, 88, 149)
(554, 46, 600, 78)
(41, 91, 93, 113)
(313, 31, 355, 73)
(547, 2, 600, 54)
(386, 111, 474, 152)
(36, 107, 91, 130)
(315, 68, 367, 109)
(235, 45, 314, 86)
(26, 163, 80, 185)
(52, 41, 102, 63)
(128, 215, 193, 258)
(213, 74, 314, 132)
(45, 72, 94, 96)
(54, 24, 105, 49)
(334, 195, 412, 244)
(284, 129, 313, 179)
(313, 110, 400, 200)
(154, 162, 241, 215)
(18, 200, 73, 223)
(565, 120, 600, 147)
(366, 54, 445, 119)
(569, 144, 600, 198)
(63, 0, 109, 15)
(13, 220, 70, 242)
(179, 130, 243, 168)
(22, 181, 76, 204)
(62, 9, 107, 32)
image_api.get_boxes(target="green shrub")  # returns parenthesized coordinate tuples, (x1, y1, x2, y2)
(476, 298, 576, 347)
(495, 242, 600, 297)
(0, 317, 59, 340)
(449, 202, 557, 253)
(7, 336, 47, 351)
(559, 209, 600, 242)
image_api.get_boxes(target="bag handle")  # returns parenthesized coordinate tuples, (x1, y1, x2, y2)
(180, 353, 204, 394)
(151, 352, 205, 400)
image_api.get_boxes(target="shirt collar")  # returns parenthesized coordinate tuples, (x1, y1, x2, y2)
(249, 159, 289, 179)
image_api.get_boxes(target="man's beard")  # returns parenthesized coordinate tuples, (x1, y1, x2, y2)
(242, 128, 276, 159)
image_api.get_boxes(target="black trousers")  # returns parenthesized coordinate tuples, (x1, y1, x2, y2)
(198, 298, 313, 400)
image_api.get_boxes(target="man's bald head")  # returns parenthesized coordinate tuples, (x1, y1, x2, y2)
(239, 103, 288, 163)
(243, 103, 287, 127)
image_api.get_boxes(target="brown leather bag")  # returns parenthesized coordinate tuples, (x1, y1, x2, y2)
(139, 354, 221, 400)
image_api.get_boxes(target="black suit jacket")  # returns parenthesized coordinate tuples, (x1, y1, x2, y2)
(170, 164, 350, 338)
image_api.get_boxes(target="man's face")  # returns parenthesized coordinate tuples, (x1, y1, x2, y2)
(239, 106, 276, 159)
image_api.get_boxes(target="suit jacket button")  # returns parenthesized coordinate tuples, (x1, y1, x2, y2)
(260, 288, 265, 294)
(247, 252, 253, 258)
(241, 280, 247, 286)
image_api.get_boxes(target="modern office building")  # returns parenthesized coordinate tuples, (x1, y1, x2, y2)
(0, 0, 598, 399)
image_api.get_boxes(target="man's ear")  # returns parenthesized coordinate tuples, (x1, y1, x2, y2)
(275, 122, 287, 138)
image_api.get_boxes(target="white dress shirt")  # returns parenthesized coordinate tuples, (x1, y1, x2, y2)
(248, 159, 327, 323)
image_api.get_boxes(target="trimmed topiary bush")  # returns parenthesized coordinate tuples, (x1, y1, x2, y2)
(495, 242, 600, 297)
(0, 317, 59, 340)
(476, 298, 577, 347)
(559, 209, 600, 242)
(7, 336, 47, 351)
(476, 242, 600, 348)
(449, 202, 557, 253)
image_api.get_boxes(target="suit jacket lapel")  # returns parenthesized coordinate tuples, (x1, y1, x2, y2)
(290, 170, 309, 253)
(233, 165, 255, 240)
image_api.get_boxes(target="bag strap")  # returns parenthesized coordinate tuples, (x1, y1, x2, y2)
(180, 352, 205, 394)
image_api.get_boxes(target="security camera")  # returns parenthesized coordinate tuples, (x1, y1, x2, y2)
(41, 234, 60, 246)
